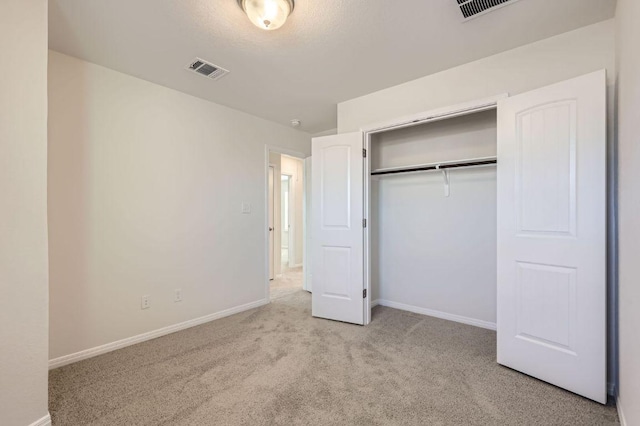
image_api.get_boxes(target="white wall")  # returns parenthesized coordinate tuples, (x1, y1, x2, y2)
(48, 51, 311, 362)
(281, 155, 304, 267)
(0, 1, 50, 425)
(371, 110, 498, 327)
(340, 19, 617, 390)
(615, 0, 640, 423)
(338, 20, 615, 133)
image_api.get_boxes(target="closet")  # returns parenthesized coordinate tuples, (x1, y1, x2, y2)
(311, 70, 607, 403)
(368, 108, 498, 330)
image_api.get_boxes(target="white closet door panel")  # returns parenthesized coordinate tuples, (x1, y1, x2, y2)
(497, 70, 606, 403)
(312, 132, 364, 325)
(517, 101, 576, 235)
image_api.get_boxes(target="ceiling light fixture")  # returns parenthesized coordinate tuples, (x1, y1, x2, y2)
(237, 0, 294, 31)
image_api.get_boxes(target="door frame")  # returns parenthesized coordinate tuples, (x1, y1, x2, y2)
(359, 94, 508, 325)
(264, 146, 308, 301)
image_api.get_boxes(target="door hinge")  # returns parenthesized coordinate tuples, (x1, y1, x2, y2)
(363, 218, 367, 228)
(363, 148, 367, 158)
(363, 289, 367, 298)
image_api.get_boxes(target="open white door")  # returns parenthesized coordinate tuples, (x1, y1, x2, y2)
(497, 70, 607, 403)
(312, 132, 364, 325)
(268, 166, 275, 281)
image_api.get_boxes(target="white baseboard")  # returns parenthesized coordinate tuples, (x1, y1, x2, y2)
(49, 299, 269, 369)
(372, 299, 496, 331)
(29, 413, 51, 426)
(617, 396, 628, 426)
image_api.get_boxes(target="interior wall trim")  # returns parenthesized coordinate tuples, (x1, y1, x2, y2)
(49, 299, 269, 370)
(29, 413, 51, 426)
(616, 396, 628, 426)
(372, 299, 496, 330)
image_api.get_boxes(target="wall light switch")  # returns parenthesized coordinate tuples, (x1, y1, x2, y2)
(241, 203, 252, 214)
(174, 289, 182, 302)
(141, 295, 150, 310)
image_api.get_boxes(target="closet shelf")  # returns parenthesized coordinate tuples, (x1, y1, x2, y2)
(370, 156, 497, 176)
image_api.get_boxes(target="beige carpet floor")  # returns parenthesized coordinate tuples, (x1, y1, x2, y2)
(49, 274, 619, 425)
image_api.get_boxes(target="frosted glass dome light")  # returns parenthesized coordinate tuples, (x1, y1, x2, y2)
(238, 0, 294, 31)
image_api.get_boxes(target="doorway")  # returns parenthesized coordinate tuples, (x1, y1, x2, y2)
(266, 148, 310, 300)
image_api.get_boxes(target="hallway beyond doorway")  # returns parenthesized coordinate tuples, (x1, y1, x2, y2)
(270, 266, 303, 300)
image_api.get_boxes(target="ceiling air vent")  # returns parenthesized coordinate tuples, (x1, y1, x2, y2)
(455, 0, 522, 20)
(186, 58, 229, 81)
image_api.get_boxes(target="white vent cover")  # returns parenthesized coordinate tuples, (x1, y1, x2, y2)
(185, 58, 229, 81)
(455, 0, 522, 20)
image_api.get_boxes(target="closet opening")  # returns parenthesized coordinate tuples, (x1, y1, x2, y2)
(364, 106, 499, 329)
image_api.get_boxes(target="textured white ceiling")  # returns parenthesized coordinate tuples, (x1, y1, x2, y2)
(49, 0, 615, 133)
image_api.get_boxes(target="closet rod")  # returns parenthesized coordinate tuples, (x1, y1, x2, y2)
(370, 157, 497, 176)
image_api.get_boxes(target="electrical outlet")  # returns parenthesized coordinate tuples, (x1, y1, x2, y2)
(141, 295, 150, 310)
(174, 289, 182, 303)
